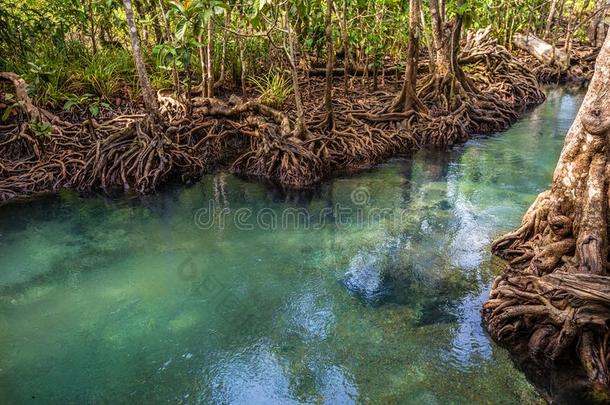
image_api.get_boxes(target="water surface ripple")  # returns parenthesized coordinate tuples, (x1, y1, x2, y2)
(0, 87, 583, 404)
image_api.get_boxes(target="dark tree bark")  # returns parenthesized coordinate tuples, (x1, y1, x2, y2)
(485, 31, 610, 402)
(391, 0, 426, 113)
(323, 0, 334, 129)
(123, 0, 158, 116)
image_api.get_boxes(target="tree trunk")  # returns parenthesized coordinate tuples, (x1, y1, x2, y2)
(214, 8, 230, 89)
(513, 32, 570, 71)
(323, 0, 334, 129)
(156, 0, 179, 92)
(544, 0, 559, 39)
(563, 0, 577, 60)
(238, 35, 247, 95)
(146, 0, 163, 44)
(284, 4, 307, 139)
(206, 17, 214, 98)
(422, 0, 472, 110)
(158, 0, 171, 42)
(485, 31, 610, 402)
(429, 0, 444, 65)
(133, 0, 149, 45)
(198, 32, 207, 96)
(85, 0, 98, 54)
(589, 0, 609, 46)
(123, 0, 158, 116)
(392, 0, 425, 112)
(420, 6, 435, 73)
(341, 0, 350, 92)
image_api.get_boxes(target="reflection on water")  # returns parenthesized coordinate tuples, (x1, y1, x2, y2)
(0, 87, 582, 404)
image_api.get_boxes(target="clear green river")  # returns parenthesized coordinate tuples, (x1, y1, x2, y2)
(0, 88, 583, 404)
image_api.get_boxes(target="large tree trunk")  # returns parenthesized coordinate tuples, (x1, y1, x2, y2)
(513, 32, 570, 71)
(421, 0, 473, 111)
(484, 31, 610, 403)
(123, 0, 158, 116)
(391, 0, 426, 113)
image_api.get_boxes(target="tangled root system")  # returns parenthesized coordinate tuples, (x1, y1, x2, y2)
(1, 29, 546, 202)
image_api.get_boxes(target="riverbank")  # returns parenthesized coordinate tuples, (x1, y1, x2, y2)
(0, 29, 596, 204)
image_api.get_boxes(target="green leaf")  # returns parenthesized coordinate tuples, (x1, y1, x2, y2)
(89, 104, 100, 117)
(170, 1, 186, 14)
(176, 20, 189, 41)
(1, 105, 14, 122)
(63, 100, 77, 111)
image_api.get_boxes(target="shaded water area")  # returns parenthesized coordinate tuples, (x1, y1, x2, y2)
(0, 87, 583, 404)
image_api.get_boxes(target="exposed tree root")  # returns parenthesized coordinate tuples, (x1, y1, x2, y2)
(484, 34, 610, 402)
(514, 38, 601, 85)
(415, 27, 545, 145)
(0, 29, 546, 202)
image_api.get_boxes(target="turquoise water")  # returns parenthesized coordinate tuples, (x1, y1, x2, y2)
(0, 88, 582, 404)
